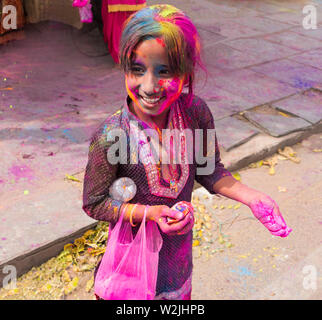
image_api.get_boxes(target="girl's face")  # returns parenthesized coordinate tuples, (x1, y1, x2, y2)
(125, 38, 185, 118)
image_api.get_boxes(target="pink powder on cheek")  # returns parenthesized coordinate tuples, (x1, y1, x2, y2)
(159, 77, 182, 93)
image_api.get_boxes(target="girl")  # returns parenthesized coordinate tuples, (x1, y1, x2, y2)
(83, 4, 292, 300)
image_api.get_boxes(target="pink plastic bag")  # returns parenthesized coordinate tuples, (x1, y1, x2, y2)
(94, 207, 163, 300)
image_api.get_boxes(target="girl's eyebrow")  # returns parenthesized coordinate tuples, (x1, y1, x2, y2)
(157, 64, 170, 69)
(131, 60, 145, 67)
(131, 61, 169, 70)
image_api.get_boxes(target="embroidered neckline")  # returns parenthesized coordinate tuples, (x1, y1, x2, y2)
(124, 96, 190, 199)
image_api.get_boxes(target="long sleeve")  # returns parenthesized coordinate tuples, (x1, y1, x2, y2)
(82, 124, 124, 224)
(194, 99, 231, 194)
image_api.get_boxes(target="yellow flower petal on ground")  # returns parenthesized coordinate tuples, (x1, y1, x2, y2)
(83, 230, 95, 238)
(269, 166, 275, 175)
(278, 186, 287, 192)
(64, 277, 79, 295)
(205, 222, 212, 230)
(42, 283, 52, 291)
(192, 240, 200, 247)
(198, 205, 206, 213)
(63, 243, 74, 252)
(257, 160, 263, 167)
(218, 236, 225, 244)
(232, 172, 241, 181)
(62, 270, 71, 283)
(278, 111, 291, 118)
(65, 174, 81, 182)
(85, 277, 94, 293)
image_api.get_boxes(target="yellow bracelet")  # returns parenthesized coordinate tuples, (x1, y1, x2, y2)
(129, 204, 138, 227)
(121, 203, 129, 219)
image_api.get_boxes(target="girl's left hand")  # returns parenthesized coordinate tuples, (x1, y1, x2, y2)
(168, 212, 195, 236)
(167, 202, 195, 236)
(248, 192, 292, 237)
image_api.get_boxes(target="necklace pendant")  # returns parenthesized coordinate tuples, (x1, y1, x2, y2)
(170, 179, 178, 192)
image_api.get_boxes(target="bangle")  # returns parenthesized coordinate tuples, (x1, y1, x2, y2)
(129, 204, 138, 227)
(121, 203, 129, 219)
(145, 205, 150, 220)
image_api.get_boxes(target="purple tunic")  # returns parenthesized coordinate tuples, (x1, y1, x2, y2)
(82, 93, 231, 297)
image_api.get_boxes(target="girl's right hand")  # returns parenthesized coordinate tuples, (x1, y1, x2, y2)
(147, 205, 187, 235)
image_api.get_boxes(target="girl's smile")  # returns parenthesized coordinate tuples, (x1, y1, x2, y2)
(125, 38, 185, 126)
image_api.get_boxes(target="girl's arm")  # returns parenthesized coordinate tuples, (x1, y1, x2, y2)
(212, 175, 258, 206)
(83, 128, 124, 224)
(212, 176, 292, 237)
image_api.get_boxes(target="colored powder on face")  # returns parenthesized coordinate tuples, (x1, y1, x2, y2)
(155, 37, 165, 47)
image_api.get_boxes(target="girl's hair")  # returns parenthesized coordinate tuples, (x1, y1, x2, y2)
(119, 4, 207, 107)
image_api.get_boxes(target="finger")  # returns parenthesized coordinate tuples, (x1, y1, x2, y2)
(271, 227, 292, 237)
(270, 228, 287, 237)
(168, 213, 192, 233)
(177, 215, 194, 235)
(159, 220, 175, 234)
(165, 209, 185, 223)
(168, 215, 194, 236)
(263, 221, 283, 232)
(279, 227, 292, 237)
(271, 203, 287, 228)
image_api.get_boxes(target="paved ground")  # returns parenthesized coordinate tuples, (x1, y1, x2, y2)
(0, 0, 321, 293)
(191, 133, 322, 300)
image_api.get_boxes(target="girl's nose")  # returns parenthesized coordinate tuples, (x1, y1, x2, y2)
(141, 72, 160, 96)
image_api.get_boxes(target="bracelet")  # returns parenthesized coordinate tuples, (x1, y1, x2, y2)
(120, 203, 129, 219)
(129, 204, 138, 227)
(145, 205, 150, 220)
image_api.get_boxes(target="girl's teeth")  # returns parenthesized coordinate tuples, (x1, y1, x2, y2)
(142, 96, 161, 104)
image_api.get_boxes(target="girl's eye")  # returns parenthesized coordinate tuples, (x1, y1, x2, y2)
(130, 66, 144, 74)
(159, 69, 171, 76)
